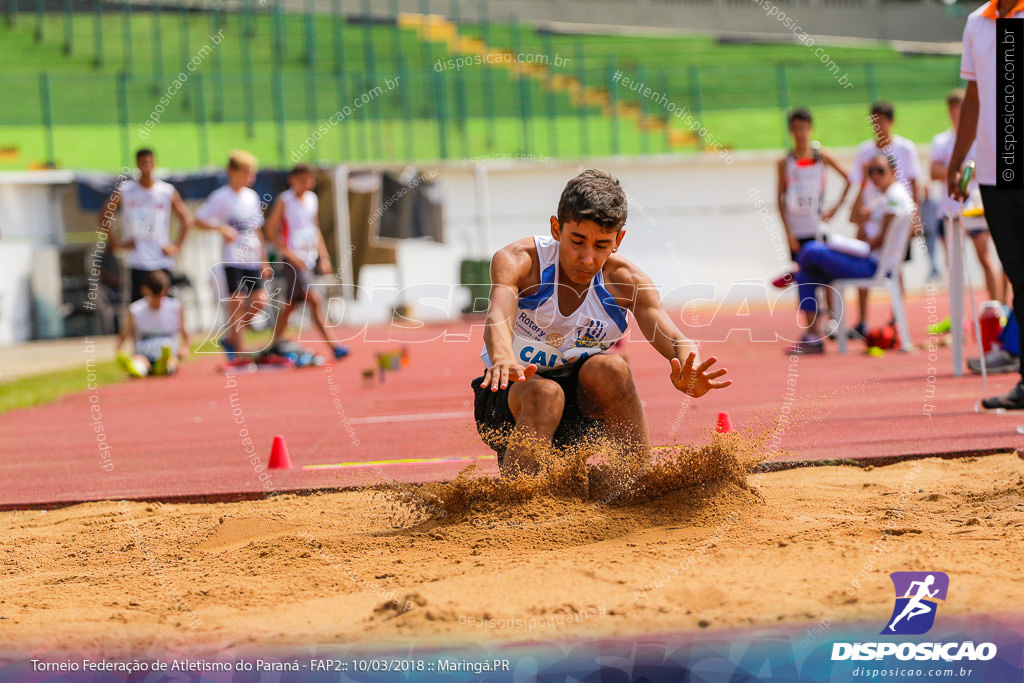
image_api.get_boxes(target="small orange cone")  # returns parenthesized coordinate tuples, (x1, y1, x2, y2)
(268, 435, 293, 469)
(715, 411, 734, 434)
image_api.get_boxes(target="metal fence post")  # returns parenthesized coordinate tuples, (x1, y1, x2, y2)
(152, 3, 163, 93)
(273, 68, 287, 166)
(62, 0, 72, 55)
(242, 9, 255, 138)
(117, 72, 131, 168)
(432, 69, 449, 159)
(776, 64, 790, 147)
(91, 0, 102, 68)
(576, 39, 588, 157)
(866, 62, 880, 103)
(121, 1, 131, 74)
(39, 72, 55, 166)
(179, 2, 190, 108)
(333, 0, 345, 75)
(194, 74, 209, 168)
(33, 0, 41, 43)
(211, 7, 224, 121)
(306, 0, 316, 68)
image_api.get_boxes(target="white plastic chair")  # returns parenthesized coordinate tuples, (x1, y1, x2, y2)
(833, 212, 914, 353)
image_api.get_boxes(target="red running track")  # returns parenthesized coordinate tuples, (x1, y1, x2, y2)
(2, 296, 1020, 508)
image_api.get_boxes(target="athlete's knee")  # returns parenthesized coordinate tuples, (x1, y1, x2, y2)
(579, 354, 634, 394)
(510, 379, 564, 417)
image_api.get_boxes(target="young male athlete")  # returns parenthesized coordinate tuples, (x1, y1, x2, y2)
(115, 270, 189, 377)
(473, 170, 732, 477)
(100, 148, 192, 301)
(264, 163, 350, 360)
(195, 150, 269, 360)
(777, 108, 851, 260)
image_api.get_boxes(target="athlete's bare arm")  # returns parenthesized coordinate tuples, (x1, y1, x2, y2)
(167, 189, 193, 256)
(606, 258, 731, 398)
(263, 198, 301, 267)
(481, 238, 539, 392)
(315, 217, 332, 276)
(949, 81, 979, 201)
(776, 157, 798, 253)
(821, 148, 852, 220)
(99, 189, 124, 250)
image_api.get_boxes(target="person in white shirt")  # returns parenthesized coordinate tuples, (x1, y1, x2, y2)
(194, 150, 270, 360)
(930, 89, 1003, 302)
(115, 270, 189, 377)
(847, 102, 922, 337)
(792, 153, 914, 354)
(950, 0, 1024, 410)
(99, 148, 192, 301)
(776, 107, 851, 259)
(264, 163, 350, 360)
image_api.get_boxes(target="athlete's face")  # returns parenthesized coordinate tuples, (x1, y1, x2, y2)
(871, 113, 893, 137)
(290, 172, 315, 194)
(789, 120, 811, 145)
(229, 165, 256, 189)
(136, 154, 155, 176)
(550, 217, 624, 285)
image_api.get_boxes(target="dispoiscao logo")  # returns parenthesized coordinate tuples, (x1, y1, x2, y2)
(881, 571, 949, 635)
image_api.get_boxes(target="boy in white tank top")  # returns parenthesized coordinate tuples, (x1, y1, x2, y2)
(474, 170, 732, 477)
(115, 270, 189, 377)
(263, 163, 350, 361)
(99, 148, 193, 302)
(776, 108, 851, 260)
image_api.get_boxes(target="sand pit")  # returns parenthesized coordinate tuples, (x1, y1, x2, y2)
(1, 448, 1022, 655)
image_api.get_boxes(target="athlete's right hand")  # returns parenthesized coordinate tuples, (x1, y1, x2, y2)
(220, 225, 238, 241)
(480, 360, 537, 392)
(947, 165, 967, 202)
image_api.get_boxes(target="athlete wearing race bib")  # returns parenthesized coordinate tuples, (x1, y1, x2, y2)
(264, 163, 350, 361)
(473, 170, 732, 476)
(194, 150, 269, 360)
(776, 108, 851, 261)
(99, 149, 193, 301)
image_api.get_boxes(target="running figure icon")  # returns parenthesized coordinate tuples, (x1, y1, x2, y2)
(888, 574, 939, 631)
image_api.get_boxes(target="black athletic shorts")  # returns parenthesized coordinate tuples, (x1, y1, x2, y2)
(130, 268, 173, 302)
(224, 266, 264, 297)
(277, 261, 314, 305)
(471, 356, 602, 466)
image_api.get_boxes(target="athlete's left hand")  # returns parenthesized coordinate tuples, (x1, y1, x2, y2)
(161, 243, 179, 256)
(670, 353, 731, 398)
(318, 261, 332, 276)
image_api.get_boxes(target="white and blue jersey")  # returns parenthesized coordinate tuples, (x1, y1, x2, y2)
(482, 235, 630, 375)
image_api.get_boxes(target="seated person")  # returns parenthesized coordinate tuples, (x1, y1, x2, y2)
(116, 270, 189, 377)
(790, 152, 914, 354)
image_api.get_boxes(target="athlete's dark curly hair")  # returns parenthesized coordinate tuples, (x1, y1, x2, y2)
(556, 169, 628, 231)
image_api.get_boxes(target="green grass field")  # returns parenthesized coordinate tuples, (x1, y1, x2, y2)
(0, 8, 964, 170)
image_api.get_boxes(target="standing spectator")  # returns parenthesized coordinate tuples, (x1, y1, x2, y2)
(776, 108, 852, 260)
(99, 148, 192, 302)
(950, 0, 1024, 409)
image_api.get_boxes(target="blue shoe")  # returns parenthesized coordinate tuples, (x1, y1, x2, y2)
(332, 345, 350, 360)
(220, 337, 236, 362)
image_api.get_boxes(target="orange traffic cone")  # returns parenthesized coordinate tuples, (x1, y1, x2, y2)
(715, 411, 734, 434)
(268, 435, 293, 469)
